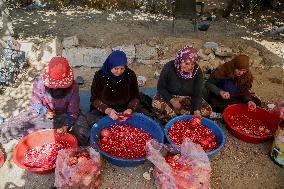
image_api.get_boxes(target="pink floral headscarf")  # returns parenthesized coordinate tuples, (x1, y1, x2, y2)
(174, 46, 199, 79)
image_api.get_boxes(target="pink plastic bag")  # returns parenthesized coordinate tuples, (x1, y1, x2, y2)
(146, 138, 211, 189)
(55, 147, 101, 189)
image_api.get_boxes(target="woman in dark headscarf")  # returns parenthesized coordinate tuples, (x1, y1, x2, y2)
(204, 55, 261, 113)
(152, 46, 212, 123)
(89, 50, 140, 122)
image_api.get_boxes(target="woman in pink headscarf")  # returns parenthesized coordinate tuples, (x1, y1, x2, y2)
(152, 46, 212, 123)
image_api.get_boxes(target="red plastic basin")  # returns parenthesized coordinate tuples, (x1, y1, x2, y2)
(13, 129, 78, 174)
(223, 104, 281, 144)
(0, 150, 4, 168)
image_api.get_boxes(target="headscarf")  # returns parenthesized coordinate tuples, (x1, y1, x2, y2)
(213, 55, 253, 91)
(101, 50, 128, 81)
(42, 56, 74, 89)
(174, 46, 199, 79)
(213, 55, 250, 79)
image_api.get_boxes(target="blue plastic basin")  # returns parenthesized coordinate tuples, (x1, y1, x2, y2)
(90, 113, 164, 167)
(164, 115, 225, 157)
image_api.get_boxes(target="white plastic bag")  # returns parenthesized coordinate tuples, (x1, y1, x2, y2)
(55, 147, 101, 189)
(146, 138, 212, 189)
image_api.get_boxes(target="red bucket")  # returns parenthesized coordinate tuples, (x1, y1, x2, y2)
(0, 150, 4, 168)
(223, 104, 280, 144)
(13, 129, 78, 174)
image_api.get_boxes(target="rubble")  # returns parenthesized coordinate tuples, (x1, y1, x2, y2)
(214, 46, 234, 57)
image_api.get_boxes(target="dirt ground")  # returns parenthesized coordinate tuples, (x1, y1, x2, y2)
(0, 4, 284, 189)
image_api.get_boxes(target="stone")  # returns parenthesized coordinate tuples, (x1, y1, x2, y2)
(20, 41, 38, 64)
(214, 47, 234, 57)
(135, 44, 158, 60)
(159, 58, 172, 65)
(62, 35, 79, 48)
(244, 46, 260, 56)
(62, 47, 109, 67)
(154, 71, 160, 79)
(198, 58, 224, 73)
(41, 39, 60, 63)
(281, 46, 284, 54)
(142, 172, 151, 181)
(198, 49, 209, 61)
(137, 76, 147, 87)
(198, 49, 215, 61)
(112, 45, 136, 59)
(208, 53, 216, 60)
(136, 59, 158, 65)
(203, 48, 213, 55)
(20, 38, 60, 65)
(198, 60, 211, 73)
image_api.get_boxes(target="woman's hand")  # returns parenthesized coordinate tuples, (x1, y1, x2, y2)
(116, 109, 133, 121)
(193, 110, 202, 119)
(220, 90, 230, 99)
(105, 108, 119, 120)
(170, 98, 182, 113)
(248, 101, 256, 112)
(46, 110, 56, 119)
(123, 109, 133, 115)
(56, 125, 69, 134)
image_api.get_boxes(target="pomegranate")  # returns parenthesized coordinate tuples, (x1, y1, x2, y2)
(100, 128, 111, 138)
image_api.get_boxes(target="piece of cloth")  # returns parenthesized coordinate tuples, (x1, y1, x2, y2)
(31, 76, 80, 126)
(205, 74, 252, 103)
(42, 56, 74, 88)
(90, 69, 140, 113)
(0, 112, 90, 145)
(157, 60, 203, 111)
(174, 46, 199, 79)
(213, 55, 250, 79)
(207, 93, 262, 113)
(152, 94, 212, 123)
(217, 79, 240, 95)
(101, 50, 128, 81)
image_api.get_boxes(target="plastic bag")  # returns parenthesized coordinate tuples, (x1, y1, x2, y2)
(55, 147, 101, 189)
(146, 139, 211, 189)
(271, 100, 284, 119)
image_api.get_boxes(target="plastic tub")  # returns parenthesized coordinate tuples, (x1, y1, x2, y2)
(13, 129, 78, 174)
(90, 113, 164, 167)
(164, 114, 225, 157)
(223, 104, 280, 143)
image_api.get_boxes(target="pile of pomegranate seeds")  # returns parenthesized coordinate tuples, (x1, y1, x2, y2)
(228, 114, 271, 136)
(168, 118, 218, 152)
(98, 124, 153, 159)
(23, 141, 71, 168)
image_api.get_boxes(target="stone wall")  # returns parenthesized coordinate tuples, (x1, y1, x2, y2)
(20, 35, 271, 73)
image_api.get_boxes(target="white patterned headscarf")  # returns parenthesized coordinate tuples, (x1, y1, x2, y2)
(174, 45, 199, 79)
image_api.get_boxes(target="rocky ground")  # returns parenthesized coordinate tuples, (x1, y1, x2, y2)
(0, 4, 284, 189)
